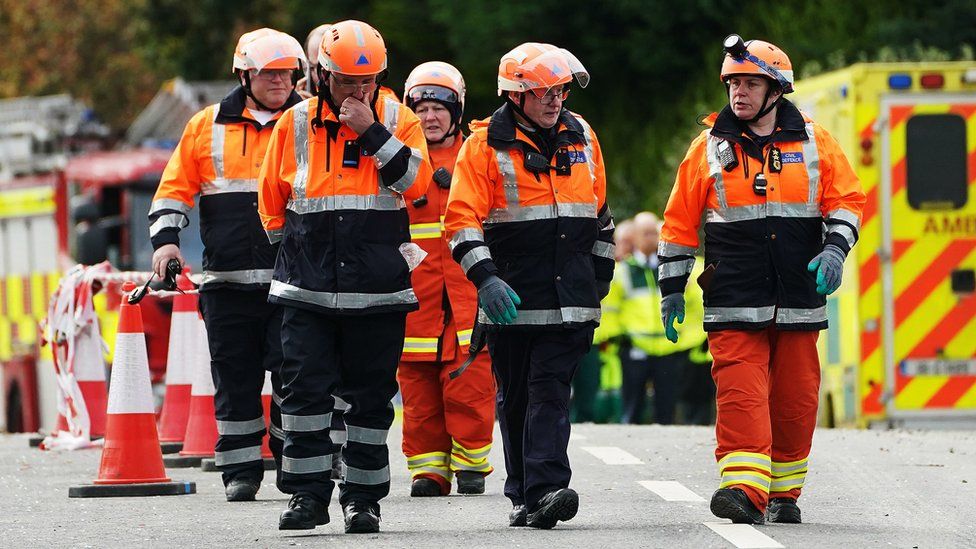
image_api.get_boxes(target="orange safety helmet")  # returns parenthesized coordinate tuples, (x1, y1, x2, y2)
(232, 28, 307, 74)
(497, 42, 589, 97)
(405, 61, 466, 141)
(720, 35, 794, 93)
(318, 20, 388, 76)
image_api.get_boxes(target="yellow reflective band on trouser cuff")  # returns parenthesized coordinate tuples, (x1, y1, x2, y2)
(282, 455, 333, 474)
(216, 417, 266, 436)
(407, 452, 449, 467)
(450, 456, 492, 473)
(770, 473, 806, 493)
(452, 441, 491, 460)
(215, 446, 263, 466)
(281, 412, 332, 432)
(457, 329, 472, 346)
(719, 471, 771, 493)
(403, 337, 438, 353)
(412, 466, 452, 480)
(771, 458, 809, 477)
(409, 222, 442, 240)
(346, 425, 389, 445)
(718, 451, 772, 474)
(344, 464, 391, 485)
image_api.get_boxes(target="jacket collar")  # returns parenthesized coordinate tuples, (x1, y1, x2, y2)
(486, 103, 585, 154)
(215, 86, 303, 130)
(709, 98, 808, 160)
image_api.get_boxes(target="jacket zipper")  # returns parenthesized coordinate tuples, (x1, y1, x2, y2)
(242, 125, 247, 156)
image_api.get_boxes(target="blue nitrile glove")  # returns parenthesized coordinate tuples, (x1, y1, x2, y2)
(807, 244, 846, 295)
(478, 275, 521, 325)
(661, 293, 685, 343)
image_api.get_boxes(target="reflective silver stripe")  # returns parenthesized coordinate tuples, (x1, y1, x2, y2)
(575, 116, 597, 183)
(827, 223, 857, 248)
(200, 178, 258, 195)
(201, 269, 274, 285)
(346, 425, 389, 445)
(382, 98, 400, 134)
(478, 306, 601, 326)
(449, 228, 485, 251)
(718, 452, 772, 472)
(270, 280, 417, 309)
(352, 22, 366, 47)
(720, 472, 771, 490)
(803, 123, 821, 204)
(496, 150, 519, 208)
(215, 446, 263, 466)
(330, 429, 347, 445)
(281, 412, 332, 432)
(485, 202, 597, 224)
(704, 306, 775, 324)
(149, 213, 187, 237)
(292, 101, 310, 200)
(598, 204, 613, 228)
(776, 306, 827, 324)
(269, 424, 285, 441)
(211, 106, 224, 180)
(770, 474, 806, 492)
(373, 135, 404, 167)
(272, 391, 282, 406)
(658, 241, 697, 257)
(659, 258, 694, 280)
(453, 442, 491, 459)
(216, 417, 266, 436)
(149, 198, 191, 215)
(460, 246, 492, 273)
(706, 136, 728, 209)
(591, 240, 615, 259)
(287, 193, 404, 213)
(827, 208, 861, 231)
(266, 228, 283, 244)
(411, 465, 451, 479)
(344, 464, 390, 485)
(771, 460, 809, 475)
(333, 395, 350, 411)
(765, 201, 822, 219)
(386, 147, 422, 194)
(407, 454, 448, 467)
(450, 458, 492, 472)
(706, 205, 766, 223)
(282, 454, 332, 474)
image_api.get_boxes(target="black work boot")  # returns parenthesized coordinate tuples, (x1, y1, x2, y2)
(410, 477, 442, 497)
(509, 504, 527, 527)
(767, 497, 802, 523)
(225, 478, 260, 502)
(343, 501, 381, 533)
(526, 488, 579, 529)
(710, 488, 765, 525)
(456, 471, 486, 495)
(278, 494, 330, 530)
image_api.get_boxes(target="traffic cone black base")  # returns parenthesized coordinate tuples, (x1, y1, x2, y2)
(160, 441, 183, 454)
(163, 455, 205, 468)
(69, 480, 196, 498)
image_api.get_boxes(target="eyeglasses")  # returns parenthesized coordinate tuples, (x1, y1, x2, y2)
(331, 75, 378, 93)
(249, 69, 293, 82)
(535, 87, 571, 105)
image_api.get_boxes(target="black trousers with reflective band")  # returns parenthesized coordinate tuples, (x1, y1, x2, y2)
(199, 288, 283, 486)
(487, 326, 594, 511)
(278, 306, 404, 506)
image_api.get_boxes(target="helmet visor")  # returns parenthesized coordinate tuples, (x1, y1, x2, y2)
(517, 48, 589, 98)
(243, 35, 308, 73)
(407, 84, 459, 106)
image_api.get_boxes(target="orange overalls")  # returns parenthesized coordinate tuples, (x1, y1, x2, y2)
(398, 136, 495, 494)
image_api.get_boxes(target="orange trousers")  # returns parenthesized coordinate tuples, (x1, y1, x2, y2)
(398, 346, 496, 495)
(709, 327, 820, 512)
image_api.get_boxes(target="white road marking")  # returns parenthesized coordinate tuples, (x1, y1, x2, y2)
(581, 446, 643, 465)
(638, 480, 706, 502)
(703, 522, 784, 549)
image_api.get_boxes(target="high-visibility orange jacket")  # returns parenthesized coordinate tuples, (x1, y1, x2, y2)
(444, 104, 615, 329)
(658, 99, 865, 331)
(149, 86, 302, 290)
(402, 136, 478, 360)
(258, 92, 432, 314)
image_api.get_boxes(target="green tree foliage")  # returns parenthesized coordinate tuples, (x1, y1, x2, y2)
(2, 0, 974, 216)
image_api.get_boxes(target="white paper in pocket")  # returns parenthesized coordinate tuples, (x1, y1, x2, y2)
(399, 243, 428, 272)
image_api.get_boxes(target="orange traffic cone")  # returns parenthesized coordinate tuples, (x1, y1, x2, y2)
(200, 370, 277, 473)
(163, 310, 217, 468)
(69, 282, 195, 497)
(158, 270, 196, 454)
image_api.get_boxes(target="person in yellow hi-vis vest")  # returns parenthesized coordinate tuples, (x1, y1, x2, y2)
(603, 212, 706, 424)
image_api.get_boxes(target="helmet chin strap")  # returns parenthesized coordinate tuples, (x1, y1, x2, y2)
(748, 84, 781, 123)
(424, 101, 462, 145)
(505, 92, 547, 133)
(241, 72, 276, 112)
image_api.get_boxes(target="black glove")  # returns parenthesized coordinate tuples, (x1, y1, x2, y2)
(597, 279, 611, 300)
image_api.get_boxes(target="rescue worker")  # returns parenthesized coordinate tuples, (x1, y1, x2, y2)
(609, 212, 706, 425)
(399, 62, 495, 497)
(148, 28, 306, 502)
(297, 24, 330, 99)
(445, 42, 614, 529)
(658, 35, 864, 525)
(258, 20, 431, 532)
